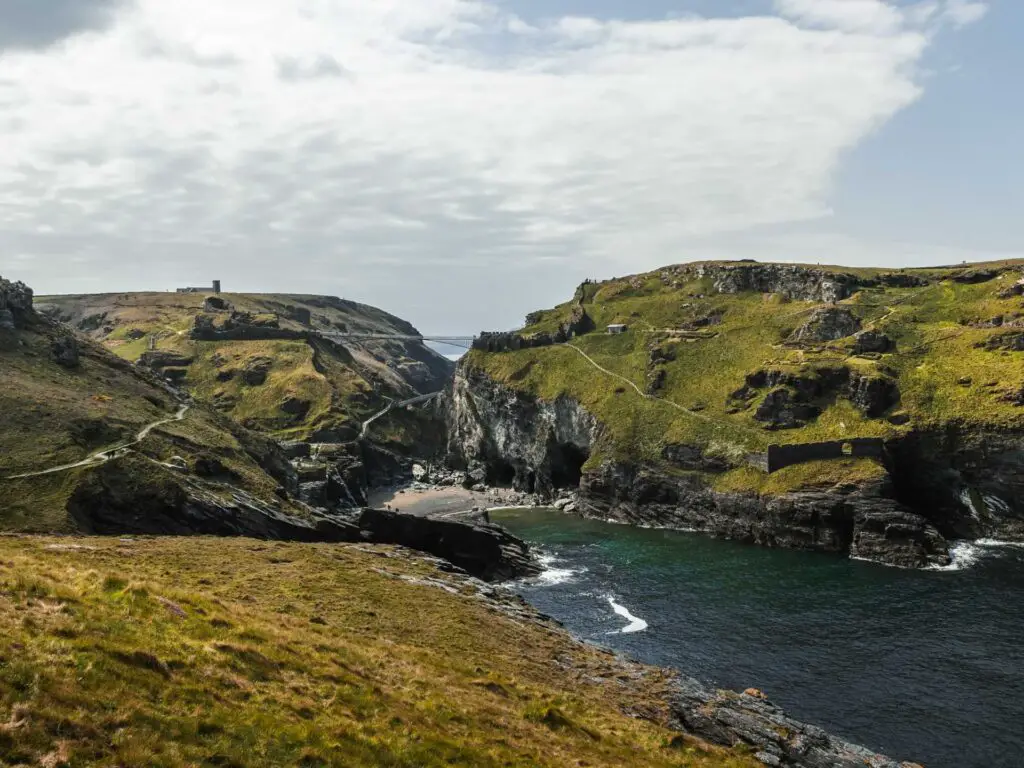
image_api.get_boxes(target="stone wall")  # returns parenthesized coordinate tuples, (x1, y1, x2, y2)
(767, 438, 886, 473)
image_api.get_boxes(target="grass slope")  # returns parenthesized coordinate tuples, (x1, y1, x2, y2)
(467, 260, 1024, 492)
(0, 313, 303, 530)
(35, 292, 451, 443)
(0, 536, 756, 768)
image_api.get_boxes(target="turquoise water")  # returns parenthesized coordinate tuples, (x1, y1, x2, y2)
(494, 508, 1024, 768)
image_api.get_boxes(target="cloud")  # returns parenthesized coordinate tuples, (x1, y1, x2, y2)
(276, 55, 350, 82)
(0, 0, 130, 50)
(0, 0, 989, 331)
(943, 0, 989, 27)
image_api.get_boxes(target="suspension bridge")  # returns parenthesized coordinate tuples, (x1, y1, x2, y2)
(318, 332, 478, 350)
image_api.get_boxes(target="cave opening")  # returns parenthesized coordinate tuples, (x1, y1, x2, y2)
(487, 460, 516, 487)
(550, 444, 590, 489)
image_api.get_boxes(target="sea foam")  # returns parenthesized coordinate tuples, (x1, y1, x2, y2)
(606, 596, 648, 634)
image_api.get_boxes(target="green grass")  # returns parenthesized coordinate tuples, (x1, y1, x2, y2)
(469, 260, 1024, 494)
(36, 292, 444, 445)
(0, 317, 311, 529)
(0, 536, 759, 768)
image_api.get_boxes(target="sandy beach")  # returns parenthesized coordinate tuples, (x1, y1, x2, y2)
(366, 485, 535, 519)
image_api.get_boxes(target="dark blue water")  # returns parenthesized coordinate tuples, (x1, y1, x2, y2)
(494, 509, 1024, 768)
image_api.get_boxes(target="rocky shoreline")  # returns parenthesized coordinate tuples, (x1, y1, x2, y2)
(440, 366, 1024, 570)
(385, 529, 924, 768)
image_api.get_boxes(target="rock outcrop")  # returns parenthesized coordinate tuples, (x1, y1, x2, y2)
(788, 308, 862, 344)
(445, 369, 957, 568)
(852, 329, 894, 355)
(67, 457, 539, 582)
(671, 678, 924, 768)
(353, 508, 541, 582)
(577, 458, 950, 569)
(50, 335, 80, 368)
(0, 275, 33, 330)
(691, 263, 930, 303)
(445, 367, 598, 499)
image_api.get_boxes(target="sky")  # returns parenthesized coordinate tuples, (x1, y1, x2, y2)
(0, 0, 1018, 334)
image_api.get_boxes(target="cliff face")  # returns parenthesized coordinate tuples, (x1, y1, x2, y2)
(446, 367, 599, 498)
(445, 370, 954, 568)
(449, 258, 1024, 568)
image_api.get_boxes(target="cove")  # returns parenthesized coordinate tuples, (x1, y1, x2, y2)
(494, 508, 1024, 768)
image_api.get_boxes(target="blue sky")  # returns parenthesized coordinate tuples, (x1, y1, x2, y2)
(833, 2, 1020, 256)
(0, 0, 1017, 332)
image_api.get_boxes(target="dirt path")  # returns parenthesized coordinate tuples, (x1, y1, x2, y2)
(5, 405, 190, 481)
(563, 343, 762, 439)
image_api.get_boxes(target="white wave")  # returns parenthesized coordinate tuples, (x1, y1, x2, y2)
(976, 538, 1024, 549)
(607, 596, 648, 634)
(929, 541, 982, 572)
(533, 553, 586, 586)
(927, 538, 1024, 572)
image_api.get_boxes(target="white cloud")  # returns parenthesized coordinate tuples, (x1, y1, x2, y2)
(0, 0, 989, 331)
(943, 0, 989, 28)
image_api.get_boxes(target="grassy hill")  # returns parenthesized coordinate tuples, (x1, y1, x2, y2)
(465, 259, 1024, 494)
(0, 298, 311, 531)
(36, 292, 453, 448)
(0, 535, 757, 768)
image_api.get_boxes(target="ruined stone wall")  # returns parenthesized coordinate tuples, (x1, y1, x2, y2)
(767, 438, 885, 473)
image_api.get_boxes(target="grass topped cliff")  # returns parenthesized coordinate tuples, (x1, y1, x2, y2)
(36, 291, 452, 446)
(465, 259, 1024, 492)
(0, 300, 310, 532)
(0, 535, 757, 768)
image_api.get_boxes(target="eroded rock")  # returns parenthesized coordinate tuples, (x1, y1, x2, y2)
(788, 308, 862, 344)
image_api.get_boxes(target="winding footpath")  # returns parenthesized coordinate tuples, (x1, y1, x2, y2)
(358, 391, 443, 440)
(5, 405, 190, 481)
(563, 343, 763, 439)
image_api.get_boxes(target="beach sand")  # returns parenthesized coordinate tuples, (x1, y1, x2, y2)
(366, 486, 532, 519)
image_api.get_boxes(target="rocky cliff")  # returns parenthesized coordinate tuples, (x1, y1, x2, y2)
(447, 259, 1024, 568)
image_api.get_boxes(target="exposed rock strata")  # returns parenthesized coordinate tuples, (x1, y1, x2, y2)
(691, 263, 930, 303)
(788, 307, 861, 344)
(0, 275, 33, 329)
(670, 679, 924, 768)
(442, 369, 1024, 567)
(445, 367, 598, 498)
(66, 458, 539, 582)
(578, 460, 950, 569)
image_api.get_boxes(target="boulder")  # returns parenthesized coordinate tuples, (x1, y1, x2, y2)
(851, 510, 951, 569)
(0, 310, 15, 331)
(852, 329, 893, 355)
(242, 357, 272, 386)
(51, 335, 81, 368)
(788, 307, 862, 344)
(412, 463, 428, 482)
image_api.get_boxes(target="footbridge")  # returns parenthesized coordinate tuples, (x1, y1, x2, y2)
(319, 332, 477, 349)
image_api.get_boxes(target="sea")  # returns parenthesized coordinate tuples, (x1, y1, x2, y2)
(493, 508, 1024, 768)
